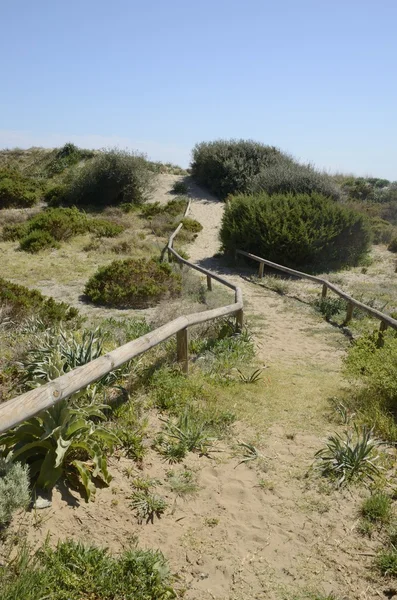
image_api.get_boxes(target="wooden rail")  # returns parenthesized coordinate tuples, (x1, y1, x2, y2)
(236, 249, 397, 332)
(0, 205, 243, 434)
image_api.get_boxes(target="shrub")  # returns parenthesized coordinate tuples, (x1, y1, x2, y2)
(0, 401, 117, 500)
(45, 142, 95, 176)
(88, 219, 124, 238)
(43, 184, 67, 206)
(0, 457, 30, 526)
(0, 277, 78, 323)
(0, 539, 175, 600)
(181, 217, 202, 233)
(191, 139, 286, 199)
(220, 192, 371, 271)
(19, 230, 59, 253)
(252, 161, 341, 200)
(171, 180, 188, 194)
(85, 258, 182, 308)
(53, 148, 155, 208)
(344, 331, 397, 440)
(371, 218, 396, 244)
(314, 297, 345, 321)
(0, 168, 40, 208)
(388, 237, 397, 253)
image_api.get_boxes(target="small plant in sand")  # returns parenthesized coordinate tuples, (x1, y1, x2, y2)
(0, 456, 30, 526)
(166, 469, 198, 498)
(237, 368, 263, 384)
(314, 425, 381, 486)
(361, 493, 392, 524)
(130, 478, 167, 524)
(171, 180, 188, 195)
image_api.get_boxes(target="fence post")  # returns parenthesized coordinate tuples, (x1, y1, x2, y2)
(258, 262, 264, 279)
(236, 309, 244, 332)
(321, 283, 327, 298)
(176, 328, 189, 374)
(206, 274, 212, 291)
(377, 320, 389, 348)
(344, 301, 354, 325)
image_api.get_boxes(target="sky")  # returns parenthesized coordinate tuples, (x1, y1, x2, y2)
(0, 0, 396, 178)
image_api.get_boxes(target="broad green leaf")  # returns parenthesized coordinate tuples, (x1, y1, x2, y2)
(37, 448, 63, 489)
(72, 460, 95, 502)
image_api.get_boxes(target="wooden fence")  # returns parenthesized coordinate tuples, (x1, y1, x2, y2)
(236, 249, 397, 332)
(0, 208, 243, 434)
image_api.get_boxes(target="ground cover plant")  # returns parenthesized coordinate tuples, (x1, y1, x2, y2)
(0, 539, 175, 599)
(0, 457, 30, 527)
(221, 191, 371, 271)
(85, 258, 182, 308)
(344, 330, 397, 441)
(3, 207, 124, 253)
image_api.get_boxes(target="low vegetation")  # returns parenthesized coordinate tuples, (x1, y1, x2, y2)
(85, 258, 182, 308)
(0, 457, 30, 526)
(0, 540, 175, 599)
(221, 191, 371, 271)
(0, 277, 78, 322)
(3, 207, 124, 253)
(0, 168, 42, 208)
(344, 330, 397, 442)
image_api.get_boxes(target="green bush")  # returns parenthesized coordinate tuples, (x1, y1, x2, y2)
(43, 184, 67, 206)
(171, 180, 188, 194)
(85, 258, 182, 308)
(45, 143, 94, 176)
(221, 192, 371, 271)
(0, 539, 175, 600)
(371, 218, 396, 244)
(19, 230, 60, 253)
(361, 493, 392, 524)
(0, 168, 41, 208)
(314, 297, 345, 321)
(252, 161, 340, 200)
(3, 207, 123, 249)
(0, 277, 78, 323)
(52, 148, 155, 208)
(0, 457, 30, 526)
(88, 219, 124, 238)
(191, 139, 286, 199)
(388, 237, 397, 252)
(181, 217, 202, 233)
(344, 331, 397, 441)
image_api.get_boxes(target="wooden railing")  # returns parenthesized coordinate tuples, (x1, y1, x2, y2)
(236, 249, 397, 332)
(0, 209, 243, 434)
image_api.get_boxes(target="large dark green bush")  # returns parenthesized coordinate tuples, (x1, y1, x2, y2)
(51, 149, 155, 208)
(191, 139, 286, 199)
(220, 192, 371, 271)
(0, 277, 78, 322)
(85, 258, 182, 308)
(191, 139, 340, 201)
(0, 168, 41, 208)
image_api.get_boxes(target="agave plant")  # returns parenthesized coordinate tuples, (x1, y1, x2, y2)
(237, 368, 264, 384)
(21, 327, 107, 386)
(314, 425, 382, 486)
(0, 400, 118, 500)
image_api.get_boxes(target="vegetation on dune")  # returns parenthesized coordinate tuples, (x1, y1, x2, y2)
(45, 142, 95, 176)
(344, 330, 397, 442)
(0, 168, 42, 208)
(388, 237, 397, 252)
(0, 457, 30, 526)
(191, 139, 340, 200)
(85, 258, 182, 308)
(48, 148, 155, 209)
(3, 207, 124, 253)
(0, 277, 78, 322)
(221, 191, 371, 271)
(0, 540, 175, 599)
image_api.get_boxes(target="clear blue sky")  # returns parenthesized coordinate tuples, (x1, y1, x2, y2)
(1, 0, 396, 178)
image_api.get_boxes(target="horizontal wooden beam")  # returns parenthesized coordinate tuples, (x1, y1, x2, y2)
(236, 249, 397, 331)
